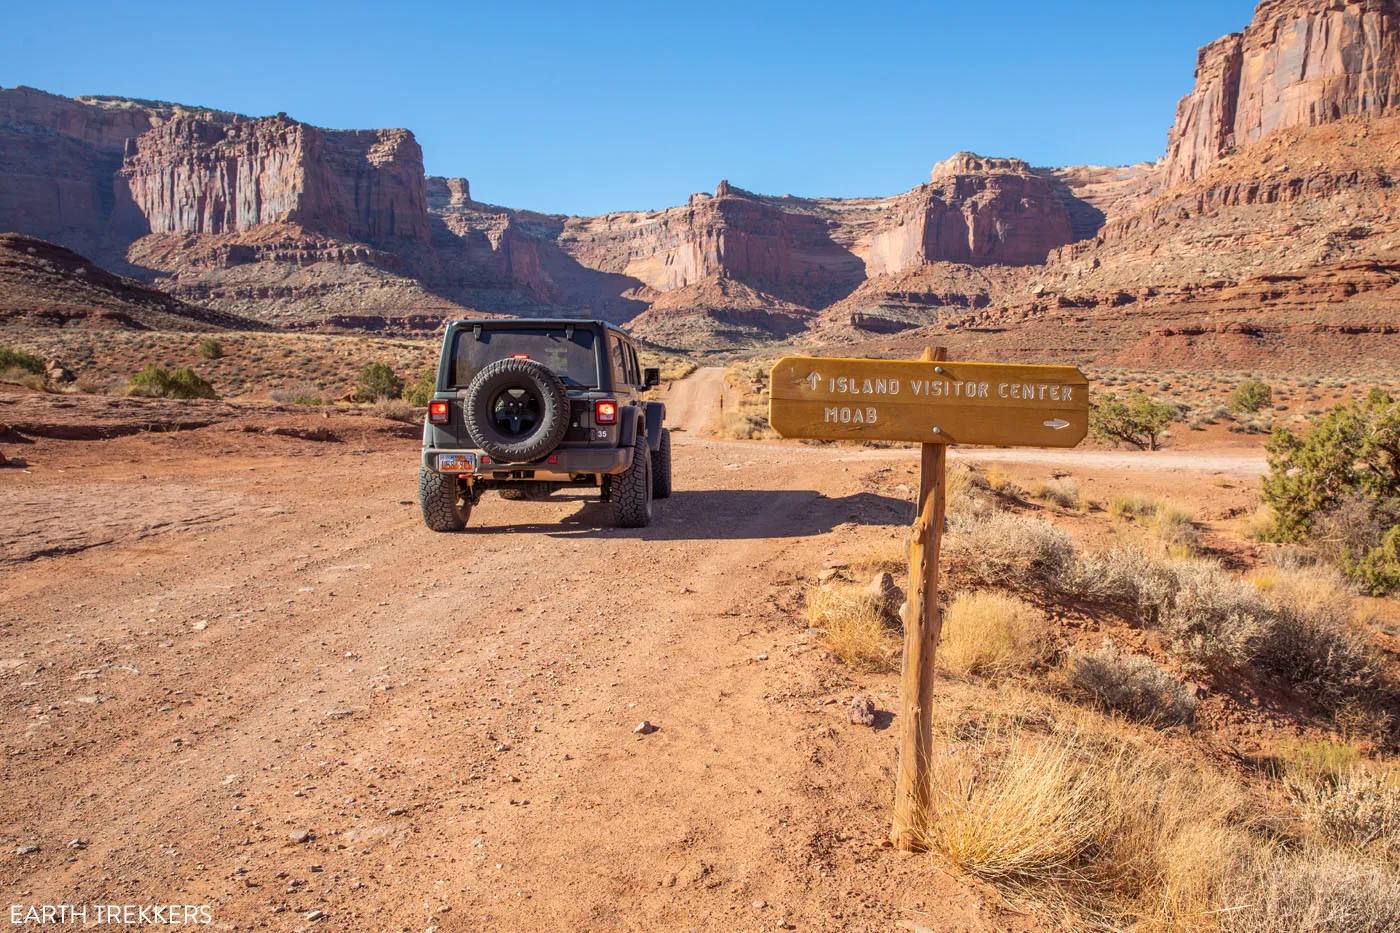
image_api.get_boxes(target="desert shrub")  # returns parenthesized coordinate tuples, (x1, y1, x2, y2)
(1089, 391, 1176, 450)
(125, 365, 216, 400)
(1230, 378, 1274, 414)
(1289, 769, 1400, 865)
(1109, 493, 1157, 519)
(357, 362, 403, 401)
(1151, 503, 1201, 554)
(197, 337, 225, 360)
(1031, 477, 1082, 511)
(1345, 526, 1400, 597)
(944, 511, 1077, 592)
(268, 382, 323, 405)
(984, 468, 1024, 497)
(806, 586, 896, 671)
(0, 367, 46, 390)
(1218, 849, 1400, 933)
(367, 397, 416, 423)
(401, 367, 436, 406)
(1068, 642, 1197, 726)
(1261, 390, 1400, 593)
(1158, 560, 1271, 675)
(940, 592, 1044, 675)
(0, 346, 46, 375)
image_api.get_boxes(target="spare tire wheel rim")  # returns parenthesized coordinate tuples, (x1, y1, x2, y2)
(490, 385, 542, 438)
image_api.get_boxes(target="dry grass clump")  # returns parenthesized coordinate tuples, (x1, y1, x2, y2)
(1290, 769, 1400, 865)
(1068, 642, 1198, 726)
(1031, 477, 1083, 511)
(1109, 494, 1158, 519)
(1217, 849, 1400, 933)
(268, 381, 325, 405)
(984, 468, 1024, 497)
(806, 586, 897, 671)
(1108, 494, 1199, 553)
(944, 510, 1076, 591)
(940, 592, 1045, 676)
(366, 397, 418, 423)
(1151, 503, 1201, 555)
(919, 702, 1255, 929)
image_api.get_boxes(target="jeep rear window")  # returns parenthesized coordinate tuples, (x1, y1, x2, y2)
(450, 328, 599, 388)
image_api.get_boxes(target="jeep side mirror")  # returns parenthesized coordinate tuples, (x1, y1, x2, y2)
(643, 367, 660, 388)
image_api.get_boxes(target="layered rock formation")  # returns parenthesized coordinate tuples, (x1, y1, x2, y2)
(0, 86, 234, 254)
(860, 154, 1075, 273)
(115, 116, 430, 244)
(1165, 0, 1400, 186)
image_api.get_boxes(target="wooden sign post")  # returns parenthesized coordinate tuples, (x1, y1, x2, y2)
(768, 349, 1088, 851)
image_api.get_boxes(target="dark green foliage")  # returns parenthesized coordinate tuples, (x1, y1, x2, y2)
(0, 346, 46, 375)
(1262, 390, 1400, 594)
(126, 365, 217, 400)
(357, 363, 403, 401)
(197, 337, 225, 360)
(1229, 378, 1273, 414)
(402, 367, 436, 407)
(1089, 391, 1177, 450)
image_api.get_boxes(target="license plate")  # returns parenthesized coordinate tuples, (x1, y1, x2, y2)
(437, 453, 477, 473)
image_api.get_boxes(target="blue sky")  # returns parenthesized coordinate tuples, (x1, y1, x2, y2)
(3, 0, 1257, 216)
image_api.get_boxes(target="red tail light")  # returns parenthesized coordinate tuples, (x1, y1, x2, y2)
(510, 353, 531, 360)
(428, 400, 450, 424)
(594, 400, 618, 425)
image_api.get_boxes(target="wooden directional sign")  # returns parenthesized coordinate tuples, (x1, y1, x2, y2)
(768, 356, 1089, 448)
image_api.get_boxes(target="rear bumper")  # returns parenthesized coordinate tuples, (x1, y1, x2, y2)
(422, 446, 633, 478)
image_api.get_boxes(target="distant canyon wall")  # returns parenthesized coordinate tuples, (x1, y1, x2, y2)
(1165, 0, 1400, 186)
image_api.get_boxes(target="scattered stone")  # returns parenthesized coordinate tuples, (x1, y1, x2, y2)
(868, 572, 904, 615)
(288, 829, 311, 844)
(755, 654, 769, 662)
(752, 900, 767, 909)
(305, 909, 325, 922)
(387, 807, 407, 816)
(16, 845, 38, 855)
(633, 721, 658, 735)
(848, 695, 877, 727)
(67, 839, 85, 849)
(817, 569, 841, 584)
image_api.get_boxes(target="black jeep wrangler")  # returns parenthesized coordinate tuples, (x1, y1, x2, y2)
(418, 319, 671, 531)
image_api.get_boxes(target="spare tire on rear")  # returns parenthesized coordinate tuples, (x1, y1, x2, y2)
(463, 358, 571, 463)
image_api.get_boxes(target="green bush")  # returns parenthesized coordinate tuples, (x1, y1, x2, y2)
(402, 367, 436, 407)
(1090, 391, 1177, 450)
(0, 346, 46, 375)
(126, 365, 217, 400)
(357, 363, 403, 401)
(1229, 379, 1273, 414)
(197, 337, 225, 360)
(1261, 389, 1400, 593)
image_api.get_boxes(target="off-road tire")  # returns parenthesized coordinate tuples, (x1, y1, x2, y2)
(611, 431, 652, 528)
(420, 468, 470, 532)
(652, 428, 673, 499)
(463, 358, 570, 463)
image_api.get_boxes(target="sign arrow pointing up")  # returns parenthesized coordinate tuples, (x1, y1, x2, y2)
(1044, 419, 1071, 430)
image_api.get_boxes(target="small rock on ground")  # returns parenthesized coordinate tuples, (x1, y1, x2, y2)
(848, 695, 877, 727)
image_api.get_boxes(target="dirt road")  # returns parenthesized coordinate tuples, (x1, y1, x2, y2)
(0, 378, 1261, 931)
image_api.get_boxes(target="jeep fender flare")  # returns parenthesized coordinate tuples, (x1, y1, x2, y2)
(643, 401, 666, 451)
(619, 407, 645, 449)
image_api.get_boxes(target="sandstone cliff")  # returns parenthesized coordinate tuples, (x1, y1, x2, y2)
(1165, 0, 1400, 186)
(115, 115, 430, 244)
(0, 86, 235, 254)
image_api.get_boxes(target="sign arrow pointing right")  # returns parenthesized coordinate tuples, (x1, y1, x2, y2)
(1044, 419, 1071, 430)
